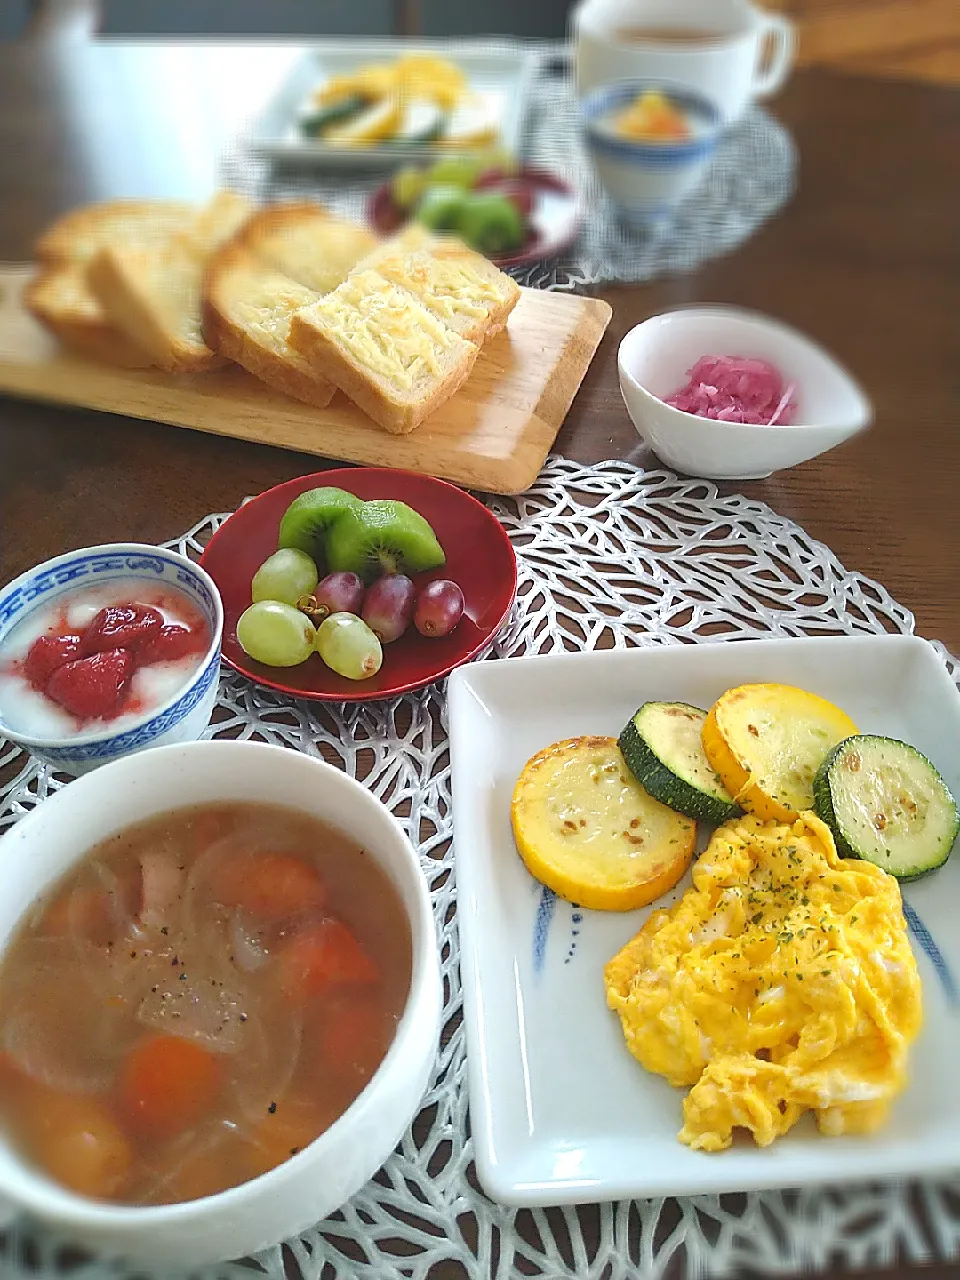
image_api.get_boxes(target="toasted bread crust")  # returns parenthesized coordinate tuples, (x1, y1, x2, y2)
(203, 302, 336, 408)
(235, 201, 332, 246)
(190, 191, 254, 253)
(82, 193, 254, 374)
(35, 200, 194, 264)
(236, 202, 378, 295)
(202, 244, 335, 409)
(23, 266, 153, 368)
(88, 246, 225, 375)
(290, 309, 479, 434)
(31, 317, 155, 369)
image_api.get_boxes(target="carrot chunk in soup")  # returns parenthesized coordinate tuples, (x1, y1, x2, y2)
(277, 919, 379, 1001)
(20, 1088, 132, 1200)
(214, 852, 327, 922)
(118, 1035, 222, 1141)
(0, 802, 410, 1205)
(321, 1001, 394, 1075)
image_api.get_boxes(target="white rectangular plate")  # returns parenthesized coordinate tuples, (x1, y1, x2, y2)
(448, 635, 960, 1205)
(247, 40, 538, 169)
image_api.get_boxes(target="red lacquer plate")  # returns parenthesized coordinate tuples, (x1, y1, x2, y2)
(200, 468, 517, 702)
(367, 166, 583, 270)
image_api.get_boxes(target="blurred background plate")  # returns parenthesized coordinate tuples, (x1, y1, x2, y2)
(247, 40, 540, 169)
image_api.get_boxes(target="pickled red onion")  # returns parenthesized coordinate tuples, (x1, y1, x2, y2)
(665, 355, 796, 425)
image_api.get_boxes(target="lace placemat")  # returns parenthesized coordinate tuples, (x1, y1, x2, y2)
(221, 49, 797, 291)
(1, 457, 958, 1280)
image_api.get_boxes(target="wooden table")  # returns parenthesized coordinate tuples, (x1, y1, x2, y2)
(0, 37, 958, 1280)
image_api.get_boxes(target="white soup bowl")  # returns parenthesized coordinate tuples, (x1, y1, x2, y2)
(0, 740, 442, 1266)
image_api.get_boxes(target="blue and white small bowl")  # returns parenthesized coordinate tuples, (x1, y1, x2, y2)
(581, 80, 723, 227)
(0, 544, 223, 776)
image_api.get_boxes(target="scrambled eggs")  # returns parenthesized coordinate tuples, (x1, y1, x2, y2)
(604, 812, 922, 1151)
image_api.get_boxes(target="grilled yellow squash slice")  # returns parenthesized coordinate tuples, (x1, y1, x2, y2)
(702, 683, 858, 822)
(510, 736, 696, 911)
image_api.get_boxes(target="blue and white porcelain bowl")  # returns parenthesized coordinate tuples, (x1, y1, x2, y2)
(581, 80, 723, 227)
(0, 544, 223, 775)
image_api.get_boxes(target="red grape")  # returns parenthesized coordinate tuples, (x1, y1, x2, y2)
(311, 572, 365, 620)
(414, 580, 465, 638)
(361, 574, 415, 643)
(474, 167, 509, 188)
(498, 180, 536, 221)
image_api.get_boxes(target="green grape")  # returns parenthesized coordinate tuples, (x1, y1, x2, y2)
(237, 601, 316, 667)
(315, 612, 383, 681)
(426, 156, 480, 190)
(392, 165, 426, 210)
(251, 548, 319, 606)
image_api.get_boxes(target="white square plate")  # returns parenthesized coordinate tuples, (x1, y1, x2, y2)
(247, 40, 539, 169)
(448, 636, 960, 1205)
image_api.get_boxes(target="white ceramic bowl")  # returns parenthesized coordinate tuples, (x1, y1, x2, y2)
(0, 740, 442, 1265)
(581, 81, 722, 226)
(0, 544, 223, 775)
(618, 305, 873, 479)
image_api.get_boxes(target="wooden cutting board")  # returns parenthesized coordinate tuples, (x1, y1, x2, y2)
(0, 265, 611, 496)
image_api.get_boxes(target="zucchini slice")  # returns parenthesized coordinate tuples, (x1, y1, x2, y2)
(394, 98, 447, 145)
(511, 736, 696, 912)
(702, 683, 859, 822)
(618, 702, 741, 826)
(813, 734, 959, 880)
(300, 93, 368, 138)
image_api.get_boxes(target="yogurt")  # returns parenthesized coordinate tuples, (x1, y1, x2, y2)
(0, 582, 209, 740)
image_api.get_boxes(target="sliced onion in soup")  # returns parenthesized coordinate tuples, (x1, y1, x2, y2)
(1, 940, 140, 1092)
(229, 912, 270, 973)
(180, 835, 239, 942)
(229, 992, 304, 1123)
(133, 1118, 250, 1205)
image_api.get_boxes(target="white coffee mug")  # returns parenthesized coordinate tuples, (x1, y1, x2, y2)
(573, 0, 796, 124)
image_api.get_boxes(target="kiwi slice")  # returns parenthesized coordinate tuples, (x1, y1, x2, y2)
(277, 487, 361, 561)
(324, 500, 446, 584)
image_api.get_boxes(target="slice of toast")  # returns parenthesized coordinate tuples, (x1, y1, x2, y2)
(24, 263, 155, 368)
(236, 202, 379, 295)
(360, 227, 521, 344)
(30, 199, 195, 366)
(35, 199, 194, 264)
(289, 268, 479, 435)
(87, 191, 253, 374)
(202, 244, 335, 409)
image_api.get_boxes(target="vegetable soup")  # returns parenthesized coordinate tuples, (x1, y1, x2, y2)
(0, 802, 411, 1205)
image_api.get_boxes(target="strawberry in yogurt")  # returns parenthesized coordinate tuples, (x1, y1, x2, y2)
(0, 584, 210, 739)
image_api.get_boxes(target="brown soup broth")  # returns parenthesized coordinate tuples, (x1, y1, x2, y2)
(614, 25, 729, 44)
(0, 802, 412, 1205)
